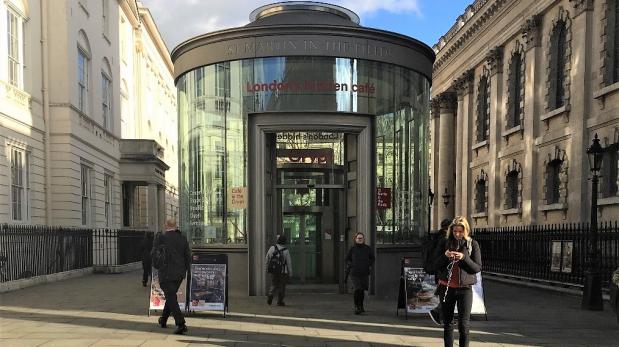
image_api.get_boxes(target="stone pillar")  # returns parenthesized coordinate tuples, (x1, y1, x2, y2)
(158, 185, 166, 232)
(454, 70, 475, 219)
(430, 100, 441, 230)
(569, 1, 595, 222)
(486, 46, 504, 226)
(454, 70, 475, 218)
(437, 92, 457, 222)
(521, 14, 543, 224)
(148, 183, 159, 232)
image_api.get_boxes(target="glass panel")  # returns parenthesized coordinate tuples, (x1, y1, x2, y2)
(178, 57, 430, 245)
(282, 214, 319, 283)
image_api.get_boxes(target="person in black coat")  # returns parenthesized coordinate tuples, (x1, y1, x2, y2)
(152, 219, 191, 335)
(140, 232, 154, 287)
(432, 216, 482, 347)
(345, 232, 375, 315)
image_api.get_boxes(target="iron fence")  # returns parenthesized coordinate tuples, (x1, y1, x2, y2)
(475, 222, 619, 288)
(0, 224, 153, 283)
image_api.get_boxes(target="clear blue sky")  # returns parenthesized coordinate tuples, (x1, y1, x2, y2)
(145, 0, 473, 50)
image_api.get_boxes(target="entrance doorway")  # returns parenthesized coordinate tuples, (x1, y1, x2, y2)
(248, 113, 374, 296)
(275, 133, 345, 284)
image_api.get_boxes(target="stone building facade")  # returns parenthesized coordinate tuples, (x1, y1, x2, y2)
(431, 0, 619, 228)
(0, 0, 177, 231)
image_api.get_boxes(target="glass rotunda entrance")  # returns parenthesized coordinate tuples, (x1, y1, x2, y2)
(173, 2, 435, 297)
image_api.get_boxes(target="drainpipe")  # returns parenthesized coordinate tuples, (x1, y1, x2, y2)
(41, 0, 52, 225)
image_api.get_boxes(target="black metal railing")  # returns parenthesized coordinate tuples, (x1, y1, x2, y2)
(475, 222, 619, 288)
(0, 224, 153, 283)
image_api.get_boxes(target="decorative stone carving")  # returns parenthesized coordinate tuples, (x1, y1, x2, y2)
(438, 92, 457, 114)
(453, 69, 474, 98)
(569, 0, 594, 17)
(521, 14, 542, 51)
(486, 46, 504, 75)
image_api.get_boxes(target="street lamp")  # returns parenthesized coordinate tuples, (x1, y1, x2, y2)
(582, 133, 604, 311)
(428, 187, 435, 235)
(442, 187, 451, 206)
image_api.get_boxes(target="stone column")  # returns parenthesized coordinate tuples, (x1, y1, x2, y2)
(569, 0, 594, 222)
(158, 185, 166, 232)
(430, 100, 441, 230)
(437, 92, 457, 222)
(454, 70, 475, 218)
(148, 183, 159, 233)
(521, 14, 543, 224)
(486, 46, 504, 226)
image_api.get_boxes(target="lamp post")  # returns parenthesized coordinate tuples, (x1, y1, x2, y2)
(428, 187, 435, 236)
(582, 133, 604, 311)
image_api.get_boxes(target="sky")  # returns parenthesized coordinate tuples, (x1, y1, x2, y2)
(143, 0, 472, 52)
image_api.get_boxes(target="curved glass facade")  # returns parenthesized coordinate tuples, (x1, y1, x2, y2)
(177, 56, 430, 245)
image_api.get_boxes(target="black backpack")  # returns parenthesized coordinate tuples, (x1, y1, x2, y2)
(267, 245, 287, 274)
(151, 234, 170, 270)
(422, 235, 440, 275)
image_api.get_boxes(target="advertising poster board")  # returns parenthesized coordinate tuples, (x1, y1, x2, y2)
(149, 269, 187, 311)
(189, 252, 229, 315)
(551, 241, 562, 272)
(404, 267, 439, 314)
(189, 263, 226, 311)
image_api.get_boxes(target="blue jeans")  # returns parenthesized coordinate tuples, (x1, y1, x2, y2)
(439, 285, 472, 347)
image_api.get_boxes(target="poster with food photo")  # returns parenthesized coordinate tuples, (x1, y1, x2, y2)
(189, 263, 226, 311)
(149, 268, 187, 311)
(404, 267, 439, 314)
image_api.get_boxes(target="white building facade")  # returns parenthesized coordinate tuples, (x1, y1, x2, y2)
(0, 0, 178, 231)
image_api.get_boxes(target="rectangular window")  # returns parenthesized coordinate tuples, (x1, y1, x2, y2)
(102, 73, 112, 131)
(546, 161, 561, 204)
(78, 49, 89, 113)
(602, 145, 618, 198)
(215, 63, 230, 97)
(10, 148, 30, 221)
(104, 174, 113, 227)
(7, 9, 22, 87)
(81, 164, 92, 225)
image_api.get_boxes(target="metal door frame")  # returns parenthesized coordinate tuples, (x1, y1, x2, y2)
(248, 112, 374, 296)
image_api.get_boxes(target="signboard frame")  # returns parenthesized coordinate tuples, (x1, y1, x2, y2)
(188, 252, 229, 317)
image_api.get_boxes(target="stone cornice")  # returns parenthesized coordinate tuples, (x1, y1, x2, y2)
(433, 0, 512, 73)
(521, 14, 543, 51)
(569, 0, 594, 17)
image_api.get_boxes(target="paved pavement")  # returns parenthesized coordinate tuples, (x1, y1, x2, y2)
(0, 270, 617, 346)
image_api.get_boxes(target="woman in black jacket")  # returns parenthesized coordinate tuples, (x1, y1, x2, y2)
(432, 216, 481, 347)
(346, 232, 375, 315)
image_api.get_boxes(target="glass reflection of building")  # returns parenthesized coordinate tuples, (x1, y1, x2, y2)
(178, 57, 430, 245)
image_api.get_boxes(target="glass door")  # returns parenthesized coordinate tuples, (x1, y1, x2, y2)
(282, 213, 321, 283)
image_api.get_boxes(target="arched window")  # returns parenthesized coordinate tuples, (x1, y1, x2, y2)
(476, 74, 490, 142)
(475, 179, 486, 213)
(506, 171, 519, 209)
(546, 159, 563, 204)
(549, 19, 567, 110)
(77, 30, 92, 114)
(507, 47, 524, 129)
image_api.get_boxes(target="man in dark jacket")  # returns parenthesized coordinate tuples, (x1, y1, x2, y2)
(140, 232, 154, 287)
(152, 219, 191, 335)
(346, 232, 375, 315)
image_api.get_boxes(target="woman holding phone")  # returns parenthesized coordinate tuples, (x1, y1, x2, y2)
(432, 216, 482, 347)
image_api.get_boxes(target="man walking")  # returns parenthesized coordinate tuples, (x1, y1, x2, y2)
(265, 234, 293, 306)
(152, 219, 191, 335)
(140, 232, 154, 287)
(346, 232, 374, 315)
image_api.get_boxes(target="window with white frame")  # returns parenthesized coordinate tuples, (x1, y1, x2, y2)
(7, 7, 24, 88)
(104, 173, 113, 226)
(10, 148, 30, 221)
(81, 164, 93, 225)
(101, 72, 112, 131)
(78, 48, 90, 113)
